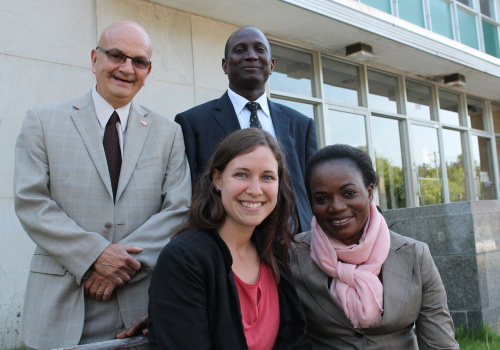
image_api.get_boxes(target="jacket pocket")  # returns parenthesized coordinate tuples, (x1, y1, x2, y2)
(30, 254, 66, 276)
(136, 155, 166, 169)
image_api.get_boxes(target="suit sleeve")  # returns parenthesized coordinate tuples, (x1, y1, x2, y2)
(175, 112, 198, 189)
(415, 243, 459, 349)
(148, 242, 211, 350)
(118, 123, 191, 280)
(14, 108, 110, 284)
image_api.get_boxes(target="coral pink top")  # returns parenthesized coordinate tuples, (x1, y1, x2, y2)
(234, 261, 280, 350)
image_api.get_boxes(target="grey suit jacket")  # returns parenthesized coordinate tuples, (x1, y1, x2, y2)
(14, 92, 191, 349)
(290, 231, 459, 350)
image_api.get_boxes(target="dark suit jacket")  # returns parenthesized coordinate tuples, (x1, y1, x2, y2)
(148, 228, 310, 349)
(175, 91, 318, 231)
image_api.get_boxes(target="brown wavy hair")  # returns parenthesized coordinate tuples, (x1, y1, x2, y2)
(176, 128, 298, 282)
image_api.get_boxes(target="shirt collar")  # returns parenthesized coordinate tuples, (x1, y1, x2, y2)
(227, 88, 270, 118)
(92, 86, 131, 132)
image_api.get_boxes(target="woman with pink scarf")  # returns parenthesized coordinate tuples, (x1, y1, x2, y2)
(290, 144, 459, 349)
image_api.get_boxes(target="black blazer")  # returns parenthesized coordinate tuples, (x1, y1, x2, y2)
(148, 228, 310, 349)
(175, 92, 318, 232)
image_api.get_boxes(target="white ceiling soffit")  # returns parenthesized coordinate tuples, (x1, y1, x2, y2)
(149, 0, 500, 101)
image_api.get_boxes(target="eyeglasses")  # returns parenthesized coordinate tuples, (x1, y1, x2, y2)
(96, 47, 151, 70)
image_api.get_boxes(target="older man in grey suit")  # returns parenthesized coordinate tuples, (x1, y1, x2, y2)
(14, 21, 191, 349)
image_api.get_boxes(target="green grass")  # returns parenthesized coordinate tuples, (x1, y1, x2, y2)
(456, 324, 500, 350)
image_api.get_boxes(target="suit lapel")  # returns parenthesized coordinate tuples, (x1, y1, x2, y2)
(115, 102, 150, 201)
(213, 92, 240, 135)
(71, 93, 112, 198)
(380, 232, 415, 326)
(296, 233, 354, 329)
(268, 100, 291, 150)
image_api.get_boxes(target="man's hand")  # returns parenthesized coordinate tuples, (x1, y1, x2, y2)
(117, 314, 149, 338)
(84, 270, 118, 301)
(93, 244, 143, 285)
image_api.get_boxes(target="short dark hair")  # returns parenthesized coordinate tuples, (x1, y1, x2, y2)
(224, 26, 272, 59)
(305, 144, 379, 201)
(176, 128, 298, 282)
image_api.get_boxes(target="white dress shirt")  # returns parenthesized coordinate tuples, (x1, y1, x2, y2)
(227, 88, 277, 138)
(92, 86, 131, 157)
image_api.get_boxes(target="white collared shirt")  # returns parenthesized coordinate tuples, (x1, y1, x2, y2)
(92, 86, 131, 157)
(227, 88, 276, 138)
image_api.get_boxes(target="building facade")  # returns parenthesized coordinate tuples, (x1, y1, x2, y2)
(1, 0, 499, 347)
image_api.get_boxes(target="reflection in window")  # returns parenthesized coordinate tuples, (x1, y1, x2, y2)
(412, 125, 443, 205)
(458, 8, 479, 49)
(430, 0, 454, 39)
(399, 0, 425, 28)
(480, 0, 495, 18)
(457, 0, 473, 6)
(438, 89, 461, 125)
(322, 58, 359, 106)
(406, 80, 431, 120)
(482, 20, 500, 58)
(367, 70, 398, 114)
(471, 136, 496, 199)
(269, 44, 314, 97)
(467, 97, 486, 130)
(442, 129, 467, 201)
(270, 98, 315, 120)
(327, 109, 366, 150)
(371, 117, 406, 209)
(361, 0, 391, 13)
(493, 103, 500, 133)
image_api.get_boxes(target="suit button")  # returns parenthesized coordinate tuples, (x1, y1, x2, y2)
(354, 332, 364, 338)
(105, 223, 112, 230)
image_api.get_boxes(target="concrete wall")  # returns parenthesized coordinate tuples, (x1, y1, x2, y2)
(384, 200, 500, 332)
(0, 1, 236, 347)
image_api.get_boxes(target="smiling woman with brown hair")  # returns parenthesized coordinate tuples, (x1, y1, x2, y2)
(147, 128, 308, 349)
(290, 144, 459, 349)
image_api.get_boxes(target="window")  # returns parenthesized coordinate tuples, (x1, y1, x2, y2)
(458, 7, 479, 49)
(326, 109, 367, 149)
(493, 102, 500, 133)
(480, 0, 496, 18)
(438, 89, 461, 126)
(406, 80, 432, 120)
(430, 0, 454, 39)
(269, 44, 314, 97)
(467, 97, 486, 130)
(412, 125, 443, 205)
(371, 117, 407, 209)
(471, 136, 496, 199)
(399, 0, 426, 27)
(322, 58, 360, 106)
(270, 98, 315, 120)
(361, 0, 391, 13)
(367, 70, 399, 114)
(482, 20, 500, 58)
(267, 40, 499, 208)
(442, 129, 467, 201)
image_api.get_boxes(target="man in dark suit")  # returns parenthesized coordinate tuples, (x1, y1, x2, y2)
(175, 26, 317, 231)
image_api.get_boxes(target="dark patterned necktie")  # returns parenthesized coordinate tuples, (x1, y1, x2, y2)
(103, 111, 122, 202)
(246, 102, 262, 129)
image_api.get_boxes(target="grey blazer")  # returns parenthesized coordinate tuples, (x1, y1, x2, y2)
(14, 92, 191, 349)
(290, 231, 459, 350)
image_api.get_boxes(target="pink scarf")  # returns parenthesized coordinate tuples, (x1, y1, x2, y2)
(310, 202, 390, 329)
